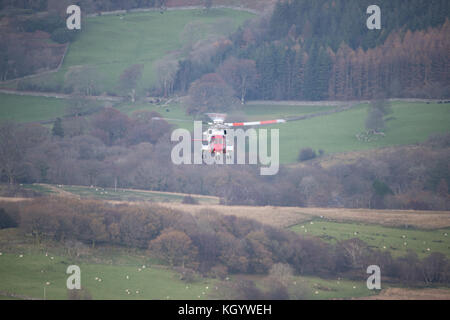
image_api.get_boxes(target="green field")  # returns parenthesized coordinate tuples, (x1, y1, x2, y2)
(0, 241, 382, 300)
(271, 101, 450, 163)
(151, 101, 450, 163)
(20, 183, 219, 204)
(0, 94, 68, 123)
(58, 185, 219, 204)
(290, 220, 450, 258)
(289, 275, 378, 300)
(23, 8, 254, 94)
(0, 250, 217, 300)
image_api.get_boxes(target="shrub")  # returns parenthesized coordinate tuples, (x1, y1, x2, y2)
(0, 208, 18, 229)
(298, 148, 317, 162)
(51, 28, 78, 44)
(182, 195, 199, 205)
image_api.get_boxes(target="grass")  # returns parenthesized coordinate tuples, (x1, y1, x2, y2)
(293, 275, 379, 300)
(270, 101, 450, 163)
(0, 248, 380, 300)
(290, 220, 450, 258)
(22, 184, 55, 195)
(0, 231, 384, 301)
(0, 94, 67, 123)
(27, 8, 254, 94)
(44, 184, 219, 204)
(0, 250, 216, 300)
(149, 101, 450, 163)
(229, 273, 381, 300)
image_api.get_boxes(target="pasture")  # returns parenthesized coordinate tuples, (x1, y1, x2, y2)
(0, 235, 384, 300)
(290, 220, 450, 258)
(20, 8, 254, 94)
(117, 100, 450, 164)
(0, 250, 216, 300)
(23, 184, 220, 204)
(267, 101, 450, 163)
(0, 94, 68, 123)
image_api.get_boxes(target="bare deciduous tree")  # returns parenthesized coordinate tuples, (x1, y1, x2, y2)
(155, 58, 178, 97)
(218, 57, 258, 104)
(119, 64, 144, 103)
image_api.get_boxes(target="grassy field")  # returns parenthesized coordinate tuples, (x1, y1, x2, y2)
(131, 101, 450, 163)
(290, 220, 450, 258)
(19, 8, 253, 94)
(0, 232, 383, 300)
(0, 226, 380, 301)
(117, 100, 450, 163)
(60, 185, 219, 204)
(0, 249, 383, 300)
(0, 250, 217, 300)
(271, 101, 450, 163)
(21, 184, 220, 204)
(0, 94, 68, 123)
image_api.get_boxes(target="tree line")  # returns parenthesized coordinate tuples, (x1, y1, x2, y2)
(0, 197, 448, 287)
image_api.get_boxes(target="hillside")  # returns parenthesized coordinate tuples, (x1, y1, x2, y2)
(171, 0, 450, 101)
(3, 8, 253, 94)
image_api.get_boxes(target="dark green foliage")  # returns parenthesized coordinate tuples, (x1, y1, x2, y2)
(372, 180, 393, 197)
(0, 208, 18, 229)
(0, 0, 47, 12)
(298, 148, 317, 162)
(0, 0, 158, 14)
(51, 117, 64, 137)
(182, 195, 199, 205)
(365, 99, 392, 132)
(269, 0, 450, 51)
(22, 14, 64, 33)
(51, 27, 79, 44)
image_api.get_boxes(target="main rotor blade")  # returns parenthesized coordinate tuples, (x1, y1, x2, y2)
(152, 117, 211, 125)
(225, 119, 286, 127)
(151, 117, 193, 123)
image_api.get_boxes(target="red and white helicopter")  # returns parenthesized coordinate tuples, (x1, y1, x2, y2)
(201, 113, 286, 159)
(153, 113, 287, 160)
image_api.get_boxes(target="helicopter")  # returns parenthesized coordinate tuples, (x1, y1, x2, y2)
(153, 113, 288, 161)
(201, 113, 287, 160)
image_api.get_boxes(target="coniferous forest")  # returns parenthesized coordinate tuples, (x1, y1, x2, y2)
(174, 0, 450, 100)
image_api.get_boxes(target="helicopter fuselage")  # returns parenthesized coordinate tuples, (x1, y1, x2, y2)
(202, 124, 233, 157)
